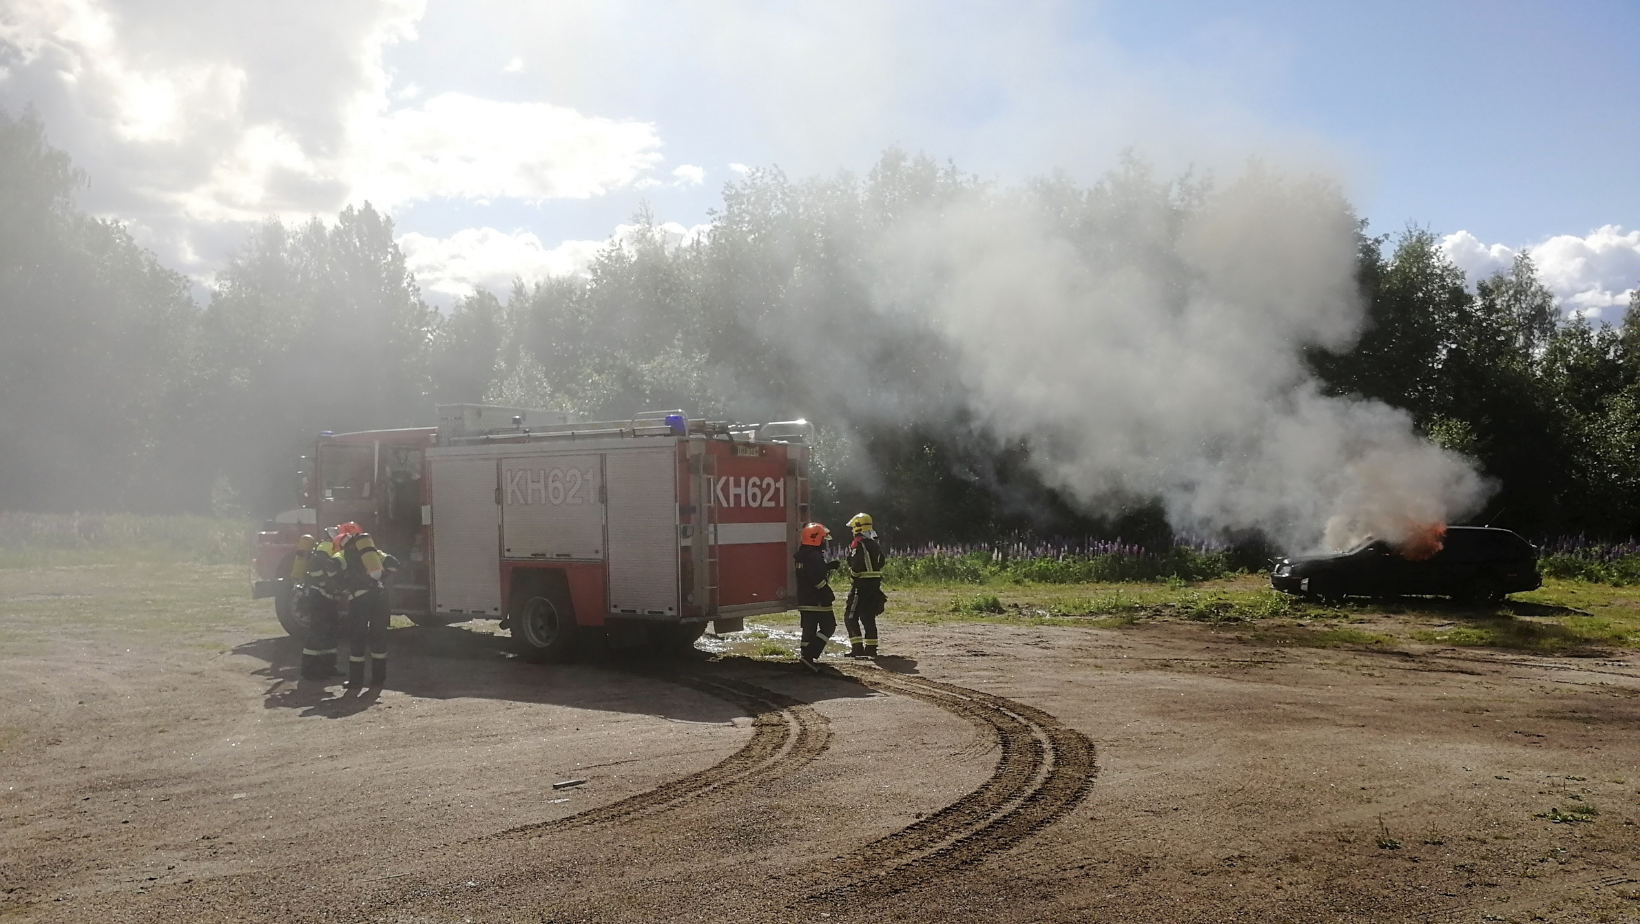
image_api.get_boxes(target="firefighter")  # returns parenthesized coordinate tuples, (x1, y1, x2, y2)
(794, 522, 839, 672)
(843, 513, 887, 658)
(331, 522, 394, 689)
(292, 534, 342, 680)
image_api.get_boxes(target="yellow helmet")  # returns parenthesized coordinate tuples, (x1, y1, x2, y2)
(847, 512, 873, 535)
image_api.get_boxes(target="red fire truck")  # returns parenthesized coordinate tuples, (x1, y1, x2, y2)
(253, 405, 814, 659)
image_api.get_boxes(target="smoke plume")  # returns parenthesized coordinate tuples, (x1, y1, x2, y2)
(871, 164, 1492, 552)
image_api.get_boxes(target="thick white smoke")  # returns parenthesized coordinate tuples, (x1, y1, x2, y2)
(874, 165, 1491, 552)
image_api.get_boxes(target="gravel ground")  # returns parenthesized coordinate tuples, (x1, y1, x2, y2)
(2, 565, 1639, 922)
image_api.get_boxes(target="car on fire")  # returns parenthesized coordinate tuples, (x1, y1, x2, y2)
(1270, 526, 1541, 603)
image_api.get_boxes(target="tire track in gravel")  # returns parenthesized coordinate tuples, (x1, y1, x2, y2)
(482, 674, 830, 840)
(802, 670, 1097, 908)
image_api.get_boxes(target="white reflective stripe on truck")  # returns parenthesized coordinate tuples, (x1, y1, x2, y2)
(716, 522, 788, 545)
(677, 521, 788, 547)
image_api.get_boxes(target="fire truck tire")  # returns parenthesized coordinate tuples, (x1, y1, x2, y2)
(274, 586, 318, 645)
(511, 590, 578, 663)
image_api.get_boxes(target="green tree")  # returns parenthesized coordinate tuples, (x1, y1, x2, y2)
(0, 108, 199, 513)
(200, 205, 435, 513)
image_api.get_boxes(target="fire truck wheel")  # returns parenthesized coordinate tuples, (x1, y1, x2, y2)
(274, 586, 317, 645)
(512, 593, 578, 663)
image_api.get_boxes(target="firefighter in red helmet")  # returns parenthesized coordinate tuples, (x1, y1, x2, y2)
(794, 522, 839, 672)
(330, 522, 396, 689)
(843, 512, 887, 658)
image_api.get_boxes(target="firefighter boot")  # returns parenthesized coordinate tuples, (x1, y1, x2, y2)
(369, 655, 387, 687)
(847, 642, 868, 658)
(299, 652, 318, 679)
(316, 652, 341, 678)
(345, 658, 366, 690)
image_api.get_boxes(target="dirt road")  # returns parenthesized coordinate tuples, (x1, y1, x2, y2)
(2, 565, 1639, 922)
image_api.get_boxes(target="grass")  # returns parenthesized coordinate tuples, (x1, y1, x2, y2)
(951, 593, 1005, 615)
(871, 572, 1640, 655)
(6, 513, 1640, 658)
(752, 640, 793, 658)
(0, 512, 252, 568)
(1535, 804, 1599, 824)
(883, 547, 1241, 586)
(0, 562, 259, 650)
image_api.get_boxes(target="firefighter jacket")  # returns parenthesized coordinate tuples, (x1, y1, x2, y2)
(847, 535, 885, 583)
(302, 540, 347, 599)
(338, 533, 389, 597)
(793, 545, 836, 609)
(846, 534, 886, 607)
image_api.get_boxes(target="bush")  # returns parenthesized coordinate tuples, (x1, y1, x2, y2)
(882, 545, 1239, 587)
(950, 593, 1005, 614)
(0, 512, 251, 567)
(1538, 553, 1640, 586)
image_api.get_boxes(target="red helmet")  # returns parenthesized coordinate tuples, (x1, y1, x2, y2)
(329, 522, 362, 545)
(800, 522, 831, 547)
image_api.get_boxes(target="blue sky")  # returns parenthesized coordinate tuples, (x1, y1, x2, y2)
(2, 0, 1637, 308)
(382, 1, 1640, 245)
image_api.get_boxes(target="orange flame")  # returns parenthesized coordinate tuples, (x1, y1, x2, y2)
(1397, 522, 1446, 561)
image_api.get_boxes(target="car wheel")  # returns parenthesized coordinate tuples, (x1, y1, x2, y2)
(1306, 578, 1341, 604)
(1458, 579, 1505, 606)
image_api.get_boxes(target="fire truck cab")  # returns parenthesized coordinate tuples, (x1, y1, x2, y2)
(254, 405, 813, 659)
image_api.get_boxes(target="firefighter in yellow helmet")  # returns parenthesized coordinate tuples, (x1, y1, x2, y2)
(794, 522, 839, 672)
(291, 534, 342, 680)
(331, 522, 396, 689)
(843, 513, 887, 658)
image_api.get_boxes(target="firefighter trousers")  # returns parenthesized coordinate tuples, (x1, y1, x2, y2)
(799, 606, 835, 661)
(344, 589, 390, 685)
(843, 579, 885, 653)
(301, 591, 340, 652)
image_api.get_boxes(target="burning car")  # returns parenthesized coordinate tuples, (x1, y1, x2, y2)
(1270, 526, 1541, 603)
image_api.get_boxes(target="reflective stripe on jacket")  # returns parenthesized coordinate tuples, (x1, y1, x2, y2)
(794, 545, 835, 609)
(847, 535, 885, 581)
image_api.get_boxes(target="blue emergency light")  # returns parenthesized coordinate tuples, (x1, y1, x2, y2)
(664, 414, 687, 435)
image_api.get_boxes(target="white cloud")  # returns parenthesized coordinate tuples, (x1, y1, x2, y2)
(0, 0, 667, 267)
(402, 220, 710, 303)
(1533, 226, 1640, 315)
(671, 164, 704, 185)
(1439, 230, 1515, 281)
(1442, 227, 1640, 319)
(400, 227, 607, 300)
(503, 56, 524, 74)
(728, 162, 750, 174)
(350, 93, 661, 210)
